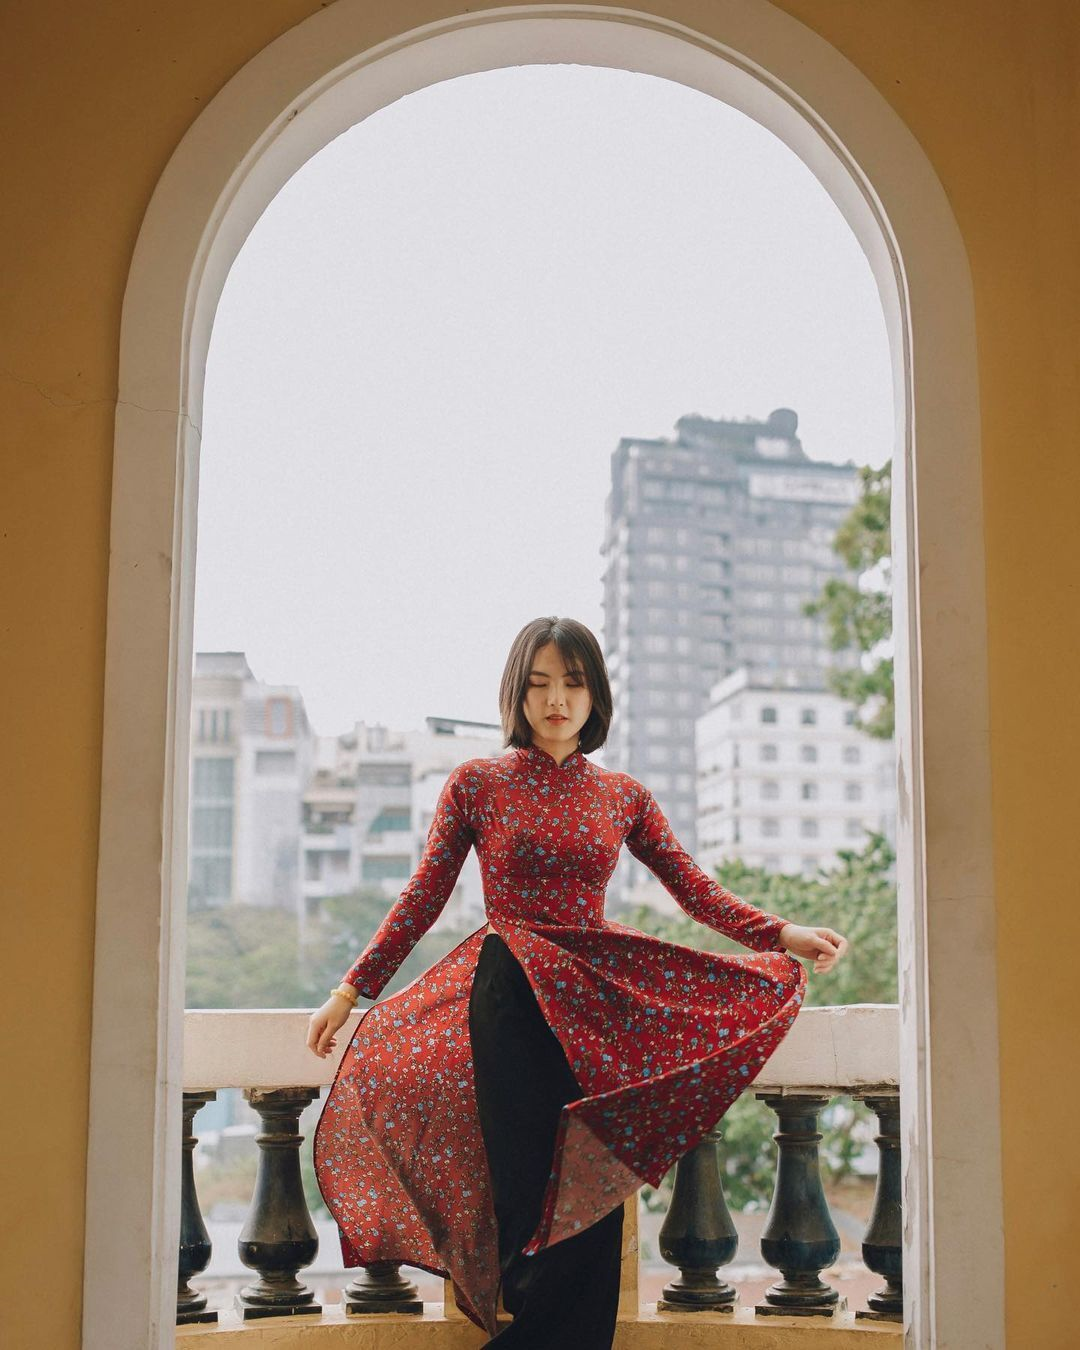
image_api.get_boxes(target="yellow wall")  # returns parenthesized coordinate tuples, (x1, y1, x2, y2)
(1, 2, 1076, 1346)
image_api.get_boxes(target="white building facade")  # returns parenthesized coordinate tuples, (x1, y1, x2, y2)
(189, 652, 313, 910)
(300, 716, 504, 932)
(695, 666, 895, 883)
(191, 656, 500, 931)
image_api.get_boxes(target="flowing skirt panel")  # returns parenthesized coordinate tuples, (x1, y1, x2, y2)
(313, 916, 806, 1336)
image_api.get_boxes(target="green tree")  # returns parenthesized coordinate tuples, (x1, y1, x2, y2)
(185, 903, 312, 1008)
(803, 461, 893, 739)
(185, 887, 476, 1010)
(624, 832, 897, 1006)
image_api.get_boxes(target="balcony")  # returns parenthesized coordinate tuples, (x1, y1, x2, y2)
(178, 1005, 901, 1345)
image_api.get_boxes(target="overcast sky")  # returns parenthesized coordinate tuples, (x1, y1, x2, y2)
(194, 65, 893, 738)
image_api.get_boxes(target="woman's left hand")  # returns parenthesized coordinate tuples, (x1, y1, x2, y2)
(778, 923, 848, 973)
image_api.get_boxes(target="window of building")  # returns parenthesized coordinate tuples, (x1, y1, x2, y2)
(193, 755, 234, 799)
(191, 805, 232, 849)
(759, 743, 779, 762)
(799, 744, 818, 763)
(761, 817, 781, 837)
(760, 706, 778, 724)
(188, 855, 232, 905)
(799, 818, 819, 838)
(843, 744, 862, 763)
(763, 854, 782, 870)
(801, 855, 819, 876)
(845, 781, 864, 801)
(368, 807, 411, 833)
(800, 707, 817, 725)
(255, 749, 297, 775)
(760, 780, 780, 800)
(197, 707, 232, 743)
(190, 755, 234, 906)
(843, 708, 857, 726)
(362, 855, 412, 882)
(701, 640, 723, 665)
(266, 697, 291, 736)
(800, 781, 818, 800)
(845, 818, 865, 839)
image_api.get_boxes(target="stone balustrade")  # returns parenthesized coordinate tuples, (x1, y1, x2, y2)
(177, 1003, 901, 1346)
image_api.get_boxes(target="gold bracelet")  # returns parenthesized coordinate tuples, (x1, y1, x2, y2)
(330, 983, 359, 1006)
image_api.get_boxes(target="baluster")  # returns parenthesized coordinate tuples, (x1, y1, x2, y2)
(343, 1261, 423, 1316)
(656, 1124, 738, 1312)
(177, 1090, 218, 1325)
(853, 1091, 903, 1321)
(754, 1091, 840, 1315)
(235, 1087, 322, 1319)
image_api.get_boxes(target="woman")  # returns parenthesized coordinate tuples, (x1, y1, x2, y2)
(308, 616, 847, 1346)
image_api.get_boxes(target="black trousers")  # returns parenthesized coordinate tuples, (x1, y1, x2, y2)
(468, 933, 624, 1348)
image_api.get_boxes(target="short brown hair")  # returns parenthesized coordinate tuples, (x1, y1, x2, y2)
(498, 616, 612, 755)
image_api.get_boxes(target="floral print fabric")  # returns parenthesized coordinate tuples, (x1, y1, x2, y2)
(313, 743, 806, 1335)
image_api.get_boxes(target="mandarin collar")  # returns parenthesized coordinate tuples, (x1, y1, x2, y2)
(515, 742, 587, 776)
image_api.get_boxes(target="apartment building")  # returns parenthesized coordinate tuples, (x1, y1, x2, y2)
(696, 667, 895, 882)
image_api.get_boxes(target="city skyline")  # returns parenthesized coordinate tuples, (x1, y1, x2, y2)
(194, 64, 892, 737)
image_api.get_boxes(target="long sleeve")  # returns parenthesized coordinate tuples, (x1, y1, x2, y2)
(625, 785, 791, 954)
(342, 761, 477, 1000)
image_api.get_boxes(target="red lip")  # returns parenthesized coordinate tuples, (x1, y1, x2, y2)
(546, 716, 567, 722)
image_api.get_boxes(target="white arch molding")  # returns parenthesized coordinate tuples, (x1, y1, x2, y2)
(88, 5, 1001, 1347)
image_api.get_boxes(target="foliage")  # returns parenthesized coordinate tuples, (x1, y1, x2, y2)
(185, 886, 476, 1009)
(624, 832, 898, 1007)
(803, 461, 894, 739)
(185, 903, 313, 1009)
(639, 1091, 877, 1218)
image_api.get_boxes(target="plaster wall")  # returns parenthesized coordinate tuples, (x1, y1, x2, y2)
(1, 2, 1077, 1347)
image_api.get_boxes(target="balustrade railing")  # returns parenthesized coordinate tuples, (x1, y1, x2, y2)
(181, 1003, 900, 1336)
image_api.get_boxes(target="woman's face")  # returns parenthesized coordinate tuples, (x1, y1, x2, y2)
(522, 641, 592, 754)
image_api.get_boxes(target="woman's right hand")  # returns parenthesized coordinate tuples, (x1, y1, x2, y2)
(307, 995, 354, 1059)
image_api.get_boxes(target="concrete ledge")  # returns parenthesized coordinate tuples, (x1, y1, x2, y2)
(175, 1302, 902, 1347)
(183, 1004, 899, 1093)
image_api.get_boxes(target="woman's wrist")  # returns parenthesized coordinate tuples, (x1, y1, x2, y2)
(330, 982, 359, 1006)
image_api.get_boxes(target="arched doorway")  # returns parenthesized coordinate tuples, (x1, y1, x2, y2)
(87, 6, 1000, 1347)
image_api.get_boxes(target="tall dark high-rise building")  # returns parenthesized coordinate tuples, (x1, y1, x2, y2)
(601, 408, 862, 893)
